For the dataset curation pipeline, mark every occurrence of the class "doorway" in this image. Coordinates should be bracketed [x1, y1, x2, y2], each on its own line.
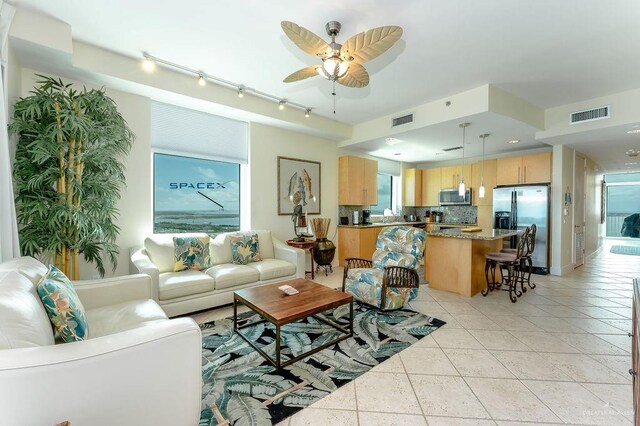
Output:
[573, 154, 586, 268]
[605, 172, 640, 239]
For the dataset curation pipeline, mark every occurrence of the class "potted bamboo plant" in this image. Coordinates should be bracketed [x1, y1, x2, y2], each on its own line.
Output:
[10, 75, 134, 278]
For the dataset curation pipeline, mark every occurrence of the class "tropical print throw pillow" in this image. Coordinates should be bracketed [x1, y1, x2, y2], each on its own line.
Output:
[174, 236, 211, 272]
[230, 233, 262, 265]
[37, 265, 89, 342]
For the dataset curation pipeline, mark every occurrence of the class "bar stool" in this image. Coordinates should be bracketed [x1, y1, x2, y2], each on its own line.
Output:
[483, 228, 529, 302]
[501, 224, 537, 292]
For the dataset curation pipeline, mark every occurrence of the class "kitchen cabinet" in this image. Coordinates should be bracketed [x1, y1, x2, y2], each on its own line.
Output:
[339, 156, 378, 205]
[440, 164, 472, 190]
[421, 168, 441, 207]
[472, 159, 497, 206]
[496, 153, 551, 186]
[337, 226, 382, 265]
[476, 205, 494, 230]
[403, 168, 423, 206]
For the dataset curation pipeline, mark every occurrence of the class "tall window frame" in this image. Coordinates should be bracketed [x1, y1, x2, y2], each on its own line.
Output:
[152, 151, 241, 235]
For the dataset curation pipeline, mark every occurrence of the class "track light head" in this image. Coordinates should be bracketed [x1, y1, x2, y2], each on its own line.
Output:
[142, 54, 155, 73]
[278, 100, 286, 110]
[197, 74, 206, 86]
[237, 87, 244, 98]
[305, 109, 311, 118]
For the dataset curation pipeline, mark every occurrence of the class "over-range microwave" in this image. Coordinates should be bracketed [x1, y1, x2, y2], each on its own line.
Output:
[439, 188, 472, 206]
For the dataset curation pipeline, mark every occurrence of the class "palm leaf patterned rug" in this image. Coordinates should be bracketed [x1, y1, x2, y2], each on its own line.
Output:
[199, 302, 445, 425]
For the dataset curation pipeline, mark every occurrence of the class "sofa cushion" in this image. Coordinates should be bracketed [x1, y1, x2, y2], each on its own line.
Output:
[37, 265, 89, 343]
[0, 270, 55, 349]
[230, 233, 262, 265]
[210, 233, 232, 265]
[86, 299, 168, 338]
[173, 235, 211, 272]
[205, 264, 260, 290]
[254, 230, 275, 259]
[0, 256, 48, 285]
[145, 233, 208, 273]
[158, 271, 215, 301]
[247, 259, 296, 281]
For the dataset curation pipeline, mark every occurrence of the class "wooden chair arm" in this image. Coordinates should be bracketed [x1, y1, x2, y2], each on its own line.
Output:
[342, 257, 374, 291]
[382, 266, 420, 290]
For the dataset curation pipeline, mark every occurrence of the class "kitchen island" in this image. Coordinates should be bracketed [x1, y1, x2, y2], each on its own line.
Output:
[424, 228, 518, 297]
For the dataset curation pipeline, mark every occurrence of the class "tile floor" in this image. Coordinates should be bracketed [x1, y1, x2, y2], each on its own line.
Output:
[191, 240, 639, 425]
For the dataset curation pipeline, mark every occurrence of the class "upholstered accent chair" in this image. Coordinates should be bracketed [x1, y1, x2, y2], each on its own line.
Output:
[342, 226, 426, 310]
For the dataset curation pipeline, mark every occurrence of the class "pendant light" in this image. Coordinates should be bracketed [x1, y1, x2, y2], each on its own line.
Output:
[458, 123, 470, 196]
[479, 133, 489, 198]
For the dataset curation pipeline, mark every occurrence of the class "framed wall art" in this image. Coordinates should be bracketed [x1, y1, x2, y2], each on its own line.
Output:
[277, 156, 321, 215]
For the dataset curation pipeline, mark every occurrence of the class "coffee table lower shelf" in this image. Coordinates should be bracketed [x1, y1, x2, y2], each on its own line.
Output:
[233, 295, 353, 370]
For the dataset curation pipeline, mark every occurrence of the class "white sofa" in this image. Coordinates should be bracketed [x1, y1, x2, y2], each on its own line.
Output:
[0, 256, 202, 426]
[130, 230, 305, 317]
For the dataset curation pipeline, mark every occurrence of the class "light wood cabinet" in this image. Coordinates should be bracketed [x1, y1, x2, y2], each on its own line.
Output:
[403, 168, 423, 206]
[339, 156, 378, 205]
[476, 205, 494, 230]
[421, 168, 441, 207]
[522, 152, 552, 184]
[496, 153, 551, 186]
[472, 159, 497, 206]
[338, 226, 382, 265]
[440, 164, 471, 190]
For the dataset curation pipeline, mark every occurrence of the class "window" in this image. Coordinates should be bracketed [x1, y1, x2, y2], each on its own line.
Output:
[605, 173, 640, 238]
[371, 173, 393, 215]
[153, 153, 240, 235]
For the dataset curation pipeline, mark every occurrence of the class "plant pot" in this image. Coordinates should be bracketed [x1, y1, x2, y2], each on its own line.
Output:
[313, 238, 336, 266]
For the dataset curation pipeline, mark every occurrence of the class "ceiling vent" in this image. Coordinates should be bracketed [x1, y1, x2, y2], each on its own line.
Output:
[392, 113, 414, 127]
[570, 105, 610, 125]
[443, 146, 463, 152]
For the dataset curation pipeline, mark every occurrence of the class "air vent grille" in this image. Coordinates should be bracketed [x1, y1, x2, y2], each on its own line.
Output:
[392, 113, 414, 127]
[443, 146, 463, 152]
[570, 106, 610, 124]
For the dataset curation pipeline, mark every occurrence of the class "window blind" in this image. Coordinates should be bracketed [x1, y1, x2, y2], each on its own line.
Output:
[151, 101, 248, 164]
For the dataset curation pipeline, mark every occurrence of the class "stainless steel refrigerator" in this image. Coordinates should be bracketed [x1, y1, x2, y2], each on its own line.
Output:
[493, 185, 550, 274]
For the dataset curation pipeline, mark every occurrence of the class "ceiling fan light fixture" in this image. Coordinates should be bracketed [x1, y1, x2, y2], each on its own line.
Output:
[319, 56, 349, 80]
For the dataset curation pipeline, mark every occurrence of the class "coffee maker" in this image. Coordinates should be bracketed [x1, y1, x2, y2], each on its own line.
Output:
[361, 209, 372, 225]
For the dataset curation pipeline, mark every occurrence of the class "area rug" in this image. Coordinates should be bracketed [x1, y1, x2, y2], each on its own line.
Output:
[199, 302, 445, 425]
[610, 245, 640, 256]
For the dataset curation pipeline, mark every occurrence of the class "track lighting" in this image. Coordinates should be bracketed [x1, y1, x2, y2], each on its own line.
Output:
[142, 54, 155, 73]
[140, 52, 312, 116]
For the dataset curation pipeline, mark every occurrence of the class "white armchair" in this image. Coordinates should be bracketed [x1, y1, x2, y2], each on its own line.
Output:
[0, 257, 202, 426]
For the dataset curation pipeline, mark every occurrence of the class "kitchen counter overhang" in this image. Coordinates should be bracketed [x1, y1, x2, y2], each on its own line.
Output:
[426, 228, 517, 240]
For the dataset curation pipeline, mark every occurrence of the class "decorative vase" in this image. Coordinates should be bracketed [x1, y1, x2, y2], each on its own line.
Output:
[313, 238, 336, 274]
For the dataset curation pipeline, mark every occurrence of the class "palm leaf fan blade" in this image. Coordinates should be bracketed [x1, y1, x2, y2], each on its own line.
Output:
[341, 26, 403, 64]
[337, 62, 369, 88]
[283, 66, 320, 83]
[281, 21, 331, 56]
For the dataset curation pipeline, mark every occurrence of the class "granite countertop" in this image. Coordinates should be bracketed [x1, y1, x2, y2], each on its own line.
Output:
[426, 228, 518, 240]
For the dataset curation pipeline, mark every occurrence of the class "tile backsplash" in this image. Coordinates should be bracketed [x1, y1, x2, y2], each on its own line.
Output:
[338, 205, 478, 225]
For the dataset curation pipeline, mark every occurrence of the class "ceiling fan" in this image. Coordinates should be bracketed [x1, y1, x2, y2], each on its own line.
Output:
[281, 20, 403, 88]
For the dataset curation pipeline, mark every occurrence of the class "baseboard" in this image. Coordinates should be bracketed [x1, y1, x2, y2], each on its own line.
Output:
[550, 263, 576, 276]
[585, 244, 604, 261]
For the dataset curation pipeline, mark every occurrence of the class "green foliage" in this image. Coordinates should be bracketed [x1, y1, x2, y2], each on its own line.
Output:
[10, 75, 134, 276]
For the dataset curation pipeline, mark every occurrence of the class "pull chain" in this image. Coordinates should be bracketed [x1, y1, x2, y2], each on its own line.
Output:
[332, 80, 336, 114]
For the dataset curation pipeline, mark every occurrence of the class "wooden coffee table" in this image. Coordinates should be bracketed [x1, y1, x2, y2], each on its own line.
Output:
[233, 278, 353, 369]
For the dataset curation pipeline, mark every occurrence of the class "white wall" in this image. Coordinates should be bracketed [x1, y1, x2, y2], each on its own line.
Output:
[250, 123, 339, 243]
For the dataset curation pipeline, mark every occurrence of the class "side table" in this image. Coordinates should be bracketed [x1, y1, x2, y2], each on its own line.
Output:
[286, 239, 315, 279]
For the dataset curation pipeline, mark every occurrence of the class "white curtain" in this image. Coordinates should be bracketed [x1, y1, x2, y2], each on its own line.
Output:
[0, 1, 18, 262]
